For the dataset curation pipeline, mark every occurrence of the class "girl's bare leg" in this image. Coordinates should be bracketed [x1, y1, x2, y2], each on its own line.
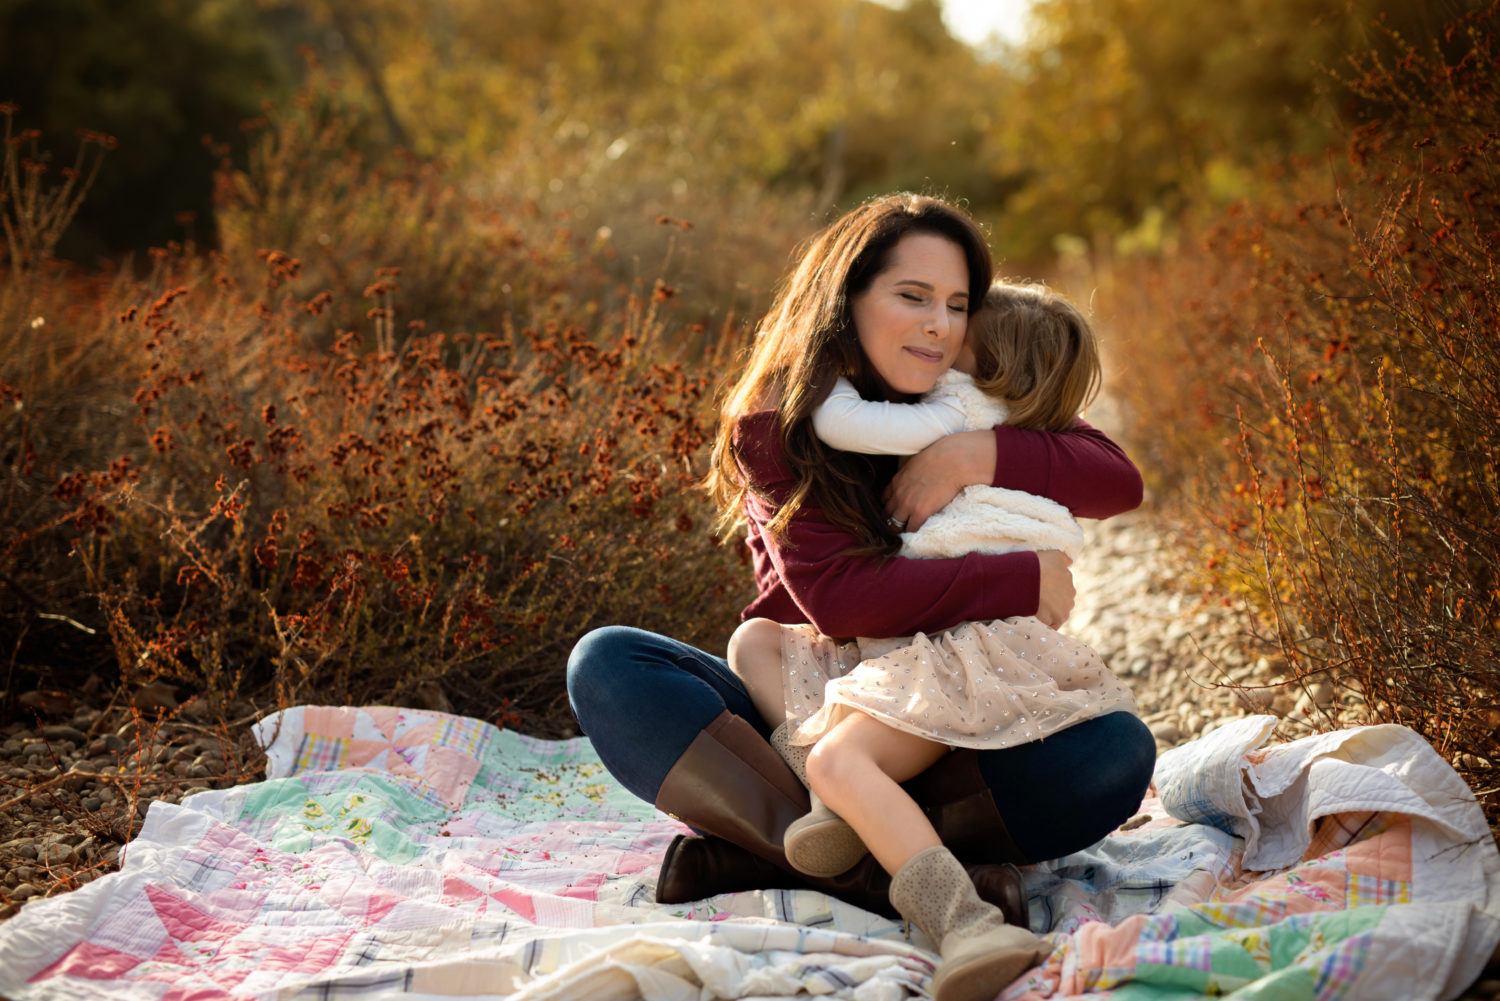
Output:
[726, 617, 788, 727]
[807, 712, 949, 875]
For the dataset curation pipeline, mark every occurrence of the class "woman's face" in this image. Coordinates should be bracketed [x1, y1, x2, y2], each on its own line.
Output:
[851, 232, 970, 397]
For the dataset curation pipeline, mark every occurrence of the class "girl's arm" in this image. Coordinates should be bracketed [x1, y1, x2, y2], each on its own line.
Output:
[811, 376, 967, 455]
[886, 419, 1143, 529]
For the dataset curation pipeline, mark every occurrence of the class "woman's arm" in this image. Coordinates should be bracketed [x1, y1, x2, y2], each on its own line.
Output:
[811, 376, 967, 455]
[735, 411, 1069, 636]
[885, 419, 1143, 530]
[745, 492, 1046, 637]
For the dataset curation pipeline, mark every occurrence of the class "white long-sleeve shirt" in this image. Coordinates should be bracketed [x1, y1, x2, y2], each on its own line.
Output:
[811, 375, 971, 455]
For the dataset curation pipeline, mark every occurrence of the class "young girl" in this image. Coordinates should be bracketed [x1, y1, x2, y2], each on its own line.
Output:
[729, 281, 1138, 883]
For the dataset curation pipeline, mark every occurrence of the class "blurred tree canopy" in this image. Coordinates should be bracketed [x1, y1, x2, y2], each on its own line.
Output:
[982, 0, 1470, 257]
[0, 0, 287, 257]
[0, 0, 1479, 264]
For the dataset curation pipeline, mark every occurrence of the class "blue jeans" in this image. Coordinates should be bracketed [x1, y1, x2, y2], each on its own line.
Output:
[566, 624, 1155, 863]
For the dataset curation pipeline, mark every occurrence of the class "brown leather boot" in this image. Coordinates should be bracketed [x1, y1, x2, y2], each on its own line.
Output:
[652, 710, 1030, 927]
[901, 749, 1026, 866]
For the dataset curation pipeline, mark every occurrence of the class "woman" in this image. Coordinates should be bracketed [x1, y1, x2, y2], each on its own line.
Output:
[565, 194, 1153, 941]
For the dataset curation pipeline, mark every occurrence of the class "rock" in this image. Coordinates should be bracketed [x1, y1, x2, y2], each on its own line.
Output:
[1149, 720, 1182, 744]
[71, 708, 102, 729]
[17, 690, 74, 716]
[10, 883, 40, 902]
[82, 796, 102, 812]
[181, 698, 214, 723]
[1238, 686, 1276, 712]
[132, 680, 179, 712]
[41, 724, 86, 744]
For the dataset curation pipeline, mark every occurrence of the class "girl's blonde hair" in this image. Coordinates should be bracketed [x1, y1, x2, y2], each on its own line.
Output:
[968, 282, 1101, 432]
[707, 193, 992, 550]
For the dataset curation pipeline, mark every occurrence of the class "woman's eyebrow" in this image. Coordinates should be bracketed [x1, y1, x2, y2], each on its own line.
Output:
[892, 279, 967, 299]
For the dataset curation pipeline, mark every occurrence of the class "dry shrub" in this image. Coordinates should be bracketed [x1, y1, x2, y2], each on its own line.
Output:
[2, 88, 763, 731]
[208, 57, 815, 355]
[1106, 4, 1500, 824]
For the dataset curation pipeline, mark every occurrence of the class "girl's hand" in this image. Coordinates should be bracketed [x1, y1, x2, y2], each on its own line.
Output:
[884, 430, 997, 530]
[1035, 550, 1075, 629]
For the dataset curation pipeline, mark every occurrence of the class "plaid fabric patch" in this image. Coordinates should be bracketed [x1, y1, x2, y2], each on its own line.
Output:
[1309, 922, 1380, 999]
[1346, 873, 1408, 907]
[295, 733, 352, 772]
[434, 714, 489, 757]
[1305, 812, 1394, 860]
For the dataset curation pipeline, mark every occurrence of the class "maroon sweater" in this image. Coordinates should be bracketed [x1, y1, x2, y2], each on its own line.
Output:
[733, 409, 1143, 639]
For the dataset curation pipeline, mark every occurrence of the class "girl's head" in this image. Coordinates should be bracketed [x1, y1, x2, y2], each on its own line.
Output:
[711, 193, 992, 543]
[963, 282, 1101, 432]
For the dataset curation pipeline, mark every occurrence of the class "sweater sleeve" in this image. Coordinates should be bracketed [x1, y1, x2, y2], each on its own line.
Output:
[989, 418, 1143, 519]
[811, 376, 968, 456]
[734, 411, 1041, 637]
[759, 498, 1042, 638]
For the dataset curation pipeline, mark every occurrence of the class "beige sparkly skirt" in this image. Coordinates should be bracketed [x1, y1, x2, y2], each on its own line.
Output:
[781, 617, 1137, 751]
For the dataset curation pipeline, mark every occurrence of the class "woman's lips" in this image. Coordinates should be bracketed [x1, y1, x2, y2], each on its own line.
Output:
[903, 346, 945, 363]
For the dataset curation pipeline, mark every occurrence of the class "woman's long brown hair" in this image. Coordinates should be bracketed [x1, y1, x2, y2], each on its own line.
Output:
[707, 193, 992, 551]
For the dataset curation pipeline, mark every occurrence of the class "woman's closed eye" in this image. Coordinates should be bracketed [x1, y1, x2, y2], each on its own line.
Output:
[899, 291, 966, 313]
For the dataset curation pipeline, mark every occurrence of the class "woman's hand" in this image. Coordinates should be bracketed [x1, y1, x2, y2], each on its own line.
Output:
[884, 429, 997, 530]
[1035, 550, 1075, 629]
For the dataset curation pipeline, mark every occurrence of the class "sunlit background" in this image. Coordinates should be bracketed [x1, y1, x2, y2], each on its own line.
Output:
[2, 0, 1496, 833]
[0, 0, 1446, 269]
[940, 0, 1035, 45]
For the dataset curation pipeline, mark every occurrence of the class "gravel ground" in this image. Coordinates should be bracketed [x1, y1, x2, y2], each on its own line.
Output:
[0, 507, 1495, 995]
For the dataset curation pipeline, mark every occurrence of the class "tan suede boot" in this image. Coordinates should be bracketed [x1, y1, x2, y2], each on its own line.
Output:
[889, 845, 1048, 1001]
[769, 722, 869, 877]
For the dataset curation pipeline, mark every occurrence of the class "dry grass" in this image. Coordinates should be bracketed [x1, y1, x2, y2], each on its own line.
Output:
[1102, 2, 1500, 830]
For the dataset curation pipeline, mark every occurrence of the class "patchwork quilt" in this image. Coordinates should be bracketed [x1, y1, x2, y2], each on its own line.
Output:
[0, 707, 1494, 1000]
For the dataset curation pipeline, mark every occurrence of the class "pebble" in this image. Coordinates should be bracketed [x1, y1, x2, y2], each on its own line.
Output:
[42, 725, 87, 745]
[1148, 720, 1182, 745]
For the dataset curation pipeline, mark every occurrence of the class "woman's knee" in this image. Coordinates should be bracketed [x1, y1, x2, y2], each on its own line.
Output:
[973, 711, 1156, 861]
[566, 626, 651, 722]
[1087, 711, 1156, 807]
